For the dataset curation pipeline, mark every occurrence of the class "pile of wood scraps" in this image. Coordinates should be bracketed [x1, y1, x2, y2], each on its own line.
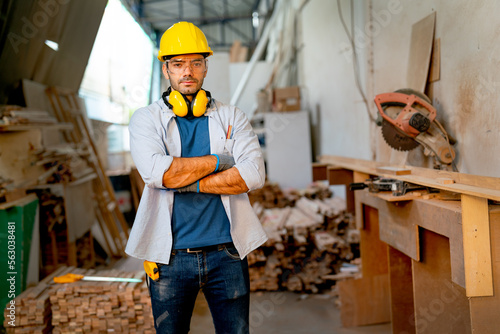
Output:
[3, 266, 154, 333]
[0, 176, 15, 201]
[248, 182, 360, 293]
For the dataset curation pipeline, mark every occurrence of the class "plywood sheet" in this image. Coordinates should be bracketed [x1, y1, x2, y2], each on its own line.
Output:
[429, 38, 441, 82]
[379, 202, 420, 261]
[357, 188, 466, 288]
[388, 246, 415, 334]
[338, 275, 391, 327]
[412, 229, 471, 333]
[360, 205, 388, 277]
[407, 12, 436, 92]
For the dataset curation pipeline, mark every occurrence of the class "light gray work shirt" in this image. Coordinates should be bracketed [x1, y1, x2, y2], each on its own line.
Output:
[125, 97, 268, 264]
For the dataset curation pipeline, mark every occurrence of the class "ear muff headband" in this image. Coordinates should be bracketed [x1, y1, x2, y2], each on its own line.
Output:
[162, 87, 212, 117]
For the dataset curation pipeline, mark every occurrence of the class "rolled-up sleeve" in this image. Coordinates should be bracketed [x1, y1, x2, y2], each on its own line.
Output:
[129, 108, 173, 189]
[231, 108, 265, 191]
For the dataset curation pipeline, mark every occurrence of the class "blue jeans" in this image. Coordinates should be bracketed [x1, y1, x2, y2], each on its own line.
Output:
[149, 244, 250, 334]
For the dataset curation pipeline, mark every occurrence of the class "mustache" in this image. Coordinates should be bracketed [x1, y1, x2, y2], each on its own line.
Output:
[179, 77, 198, 83]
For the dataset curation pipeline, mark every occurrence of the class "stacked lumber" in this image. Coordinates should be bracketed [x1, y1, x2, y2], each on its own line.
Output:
[33, 147, 92, 184]
[49, 269, 153, 333]
[248, 182, 360, 293]
[0, 105, 57, 125]
[3, 266, 70, 333]
[3, 267, 154, 333]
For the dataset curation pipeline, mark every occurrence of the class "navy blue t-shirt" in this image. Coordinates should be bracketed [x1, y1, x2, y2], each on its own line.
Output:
[171, 115, 232, 249]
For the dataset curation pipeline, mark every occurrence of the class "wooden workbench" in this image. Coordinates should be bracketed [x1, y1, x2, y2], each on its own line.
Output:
[315, 156, 500, 333]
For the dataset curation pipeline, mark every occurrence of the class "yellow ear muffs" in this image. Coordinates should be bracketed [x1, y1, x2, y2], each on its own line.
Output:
[169, 90, 188, 117]
[192, 89, 208, 117]
[162, 87, 211, 117]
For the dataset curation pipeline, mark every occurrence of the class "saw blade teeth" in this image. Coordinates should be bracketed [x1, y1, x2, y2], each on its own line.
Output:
[381, 120, 420, 151]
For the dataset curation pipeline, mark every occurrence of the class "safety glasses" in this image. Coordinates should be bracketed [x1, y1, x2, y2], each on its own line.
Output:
[165, 58, 207, 74]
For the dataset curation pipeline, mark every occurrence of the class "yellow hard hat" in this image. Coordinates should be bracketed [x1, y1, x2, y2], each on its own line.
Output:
[157, 22, 213, 61]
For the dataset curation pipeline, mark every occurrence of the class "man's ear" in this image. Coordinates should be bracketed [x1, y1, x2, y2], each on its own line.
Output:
[162, 63, 170, 81]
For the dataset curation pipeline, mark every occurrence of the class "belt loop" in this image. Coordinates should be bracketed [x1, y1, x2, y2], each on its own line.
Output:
[186, 248, 203, 254]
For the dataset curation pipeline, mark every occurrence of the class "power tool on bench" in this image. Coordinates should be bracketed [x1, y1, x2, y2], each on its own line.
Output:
[349, 177, 433, 196]
[374, 88, 456, 167]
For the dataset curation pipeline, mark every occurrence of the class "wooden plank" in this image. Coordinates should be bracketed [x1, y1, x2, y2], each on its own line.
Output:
[429, 38, 441, 83]
[0, 123, 73, 132]
[312, 163, 329, 181]
[407, 12, 436, 91]
[412, 229, 471, 333]
[360, 205, 388, 277]
[338, 274, 391, 327]
[469, 209, 500, 332]
[354, 172, 372, 230]
[388, 246, 415, 334]
[461, 194, 493, 297]
[376, 166, 412, 175]
[328, 167, 354, 213]
[319, 155, 500, 201]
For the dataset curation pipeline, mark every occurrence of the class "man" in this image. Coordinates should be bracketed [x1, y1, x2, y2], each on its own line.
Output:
[126, 21, 268, 333]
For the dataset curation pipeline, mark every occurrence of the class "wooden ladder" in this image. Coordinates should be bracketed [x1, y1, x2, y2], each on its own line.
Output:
[46, 86, 129, 257]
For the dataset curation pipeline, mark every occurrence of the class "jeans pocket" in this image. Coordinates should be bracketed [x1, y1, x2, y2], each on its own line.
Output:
[223, 245, 241, 260]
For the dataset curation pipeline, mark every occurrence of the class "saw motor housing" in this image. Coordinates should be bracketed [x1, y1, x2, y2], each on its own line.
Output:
[375, 92, 436, 137]
[374, 90, 455, 165]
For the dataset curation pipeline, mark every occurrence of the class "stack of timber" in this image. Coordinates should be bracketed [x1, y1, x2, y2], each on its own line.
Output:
[0, 105, 58, 126]
[248, 182, 360, 293]
[3, 266, 69, 333]
[3, 267, 154, 333]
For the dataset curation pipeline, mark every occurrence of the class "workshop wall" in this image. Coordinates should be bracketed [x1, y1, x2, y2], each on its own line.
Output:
[371, 0, 500, 177]
[299, 0, 374, 162]
[300, 0, 500, 178]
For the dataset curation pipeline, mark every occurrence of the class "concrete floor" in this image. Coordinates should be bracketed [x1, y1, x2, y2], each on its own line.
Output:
[113, 257, 391, 334]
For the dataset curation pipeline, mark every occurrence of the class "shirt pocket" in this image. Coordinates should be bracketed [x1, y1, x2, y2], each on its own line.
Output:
[224, 138, 235, 155]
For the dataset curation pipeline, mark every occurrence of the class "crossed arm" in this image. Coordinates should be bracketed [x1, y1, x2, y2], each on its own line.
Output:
[162, 155, 248, 195]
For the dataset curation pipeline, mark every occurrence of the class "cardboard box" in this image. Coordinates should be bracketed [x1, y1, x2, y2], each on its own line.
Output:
[272, 86, 301, 111]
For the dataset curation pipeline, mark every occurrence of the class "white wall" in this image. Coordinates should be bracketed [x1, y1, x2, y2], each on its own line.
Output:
[203, 52, 231, 105]
[299, 0, 373, 162]
[299, 0, 500, 177]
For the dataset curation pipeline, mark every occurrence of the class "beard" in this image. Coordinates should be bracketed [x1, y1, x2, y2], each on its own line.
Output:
[171, 76, 203, 96]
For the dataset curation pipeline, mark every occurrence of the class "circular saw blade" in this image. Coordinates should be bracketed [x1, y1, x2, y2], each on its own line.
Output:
[381, 119, 420, 151]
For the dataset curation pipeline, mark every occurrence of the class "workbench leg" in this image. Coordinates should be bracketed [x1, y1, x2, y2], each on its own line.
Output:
[388, 246, 415, 334]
